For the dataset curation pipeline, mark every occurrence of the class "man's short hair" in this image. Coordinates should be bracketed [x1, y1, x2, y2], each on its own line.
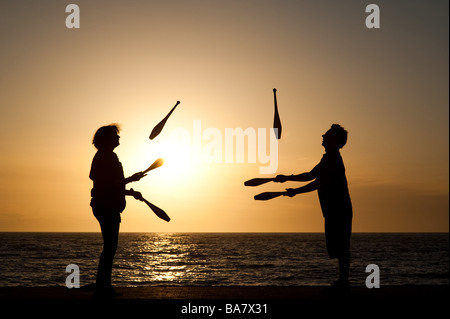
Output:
[330, 124, 348, 149]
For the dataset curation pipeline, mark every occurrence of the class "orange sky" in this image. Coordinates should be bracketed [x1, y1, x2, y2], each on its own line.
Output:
[0, 1, 448, 232]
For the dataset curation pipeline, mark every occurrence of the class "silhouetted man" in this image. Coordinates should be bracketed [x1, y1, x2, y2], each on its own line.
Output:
[275, 124, 352, 290]
[90, 124, 145, 298]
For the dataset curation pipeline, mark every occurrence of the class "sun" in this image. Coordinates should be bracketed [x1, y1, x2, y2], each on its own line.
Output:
[123, 129, 202, 190]
[156, 141, 192, 177]
[146, 137, 195, 180]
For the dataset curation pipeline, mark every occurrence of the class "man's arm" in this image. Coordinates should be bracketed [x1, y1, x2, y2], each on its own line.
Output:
[285, 180, 318, 197]
[275, 164, 319, 183]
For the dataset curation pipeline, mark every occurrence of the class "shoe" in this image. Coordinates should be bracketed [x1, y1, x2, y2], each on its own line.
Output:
[332, 279, 350, 288]
[92, 286, 123, 299]
[110, 287, 123, 297]
[321, 279, 351, 297]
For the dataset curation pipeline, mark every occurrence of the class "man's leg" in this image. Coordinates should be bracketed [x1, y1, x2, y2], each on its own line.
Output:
[338, 252, 350, 283]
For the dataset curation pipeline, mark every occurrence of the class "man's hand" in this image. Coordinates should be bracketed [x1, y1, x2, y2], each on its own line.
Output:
[275, 175, 288, 183]
[285, 188, 298, 197]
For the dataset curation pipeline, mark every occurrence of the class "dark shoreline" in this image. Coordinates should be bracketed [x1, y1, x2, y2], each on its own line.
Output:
[0, 285, 447, 300]
[1, 285, 447, 316]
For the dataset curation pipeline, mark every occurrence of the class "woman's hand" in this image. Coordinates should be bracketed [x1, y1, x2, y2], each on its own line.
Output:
[130, 188, 144, 201]
[127, 172, 147, 183]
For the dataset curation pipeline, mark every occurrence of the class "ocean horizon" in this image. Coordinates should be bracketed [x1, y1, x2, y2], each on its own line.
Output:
[0, 232, 448, 288]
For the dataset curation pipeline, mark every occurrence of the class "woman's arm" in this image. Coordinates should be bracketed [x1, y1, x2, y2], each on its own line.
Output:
[124, 172, 147, 184]
[125, 188, 144, 200]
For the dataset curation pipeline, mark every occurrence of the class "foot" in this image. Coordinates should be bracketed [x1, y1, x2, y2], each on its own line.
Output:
[110, 287, 123, 297]
[321, 279, 351, 296]
[332, 278, 350, 288]
[93, 286, 123, 299]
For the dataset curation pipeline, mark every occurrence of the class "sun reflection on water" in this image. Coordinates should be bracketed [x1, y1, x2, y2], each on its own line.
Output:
[117, 233, 196, 285]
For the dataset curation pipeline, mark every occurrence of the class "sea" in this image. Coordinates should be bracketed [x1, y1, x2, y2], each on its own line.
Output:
[0, 233, 448, 287]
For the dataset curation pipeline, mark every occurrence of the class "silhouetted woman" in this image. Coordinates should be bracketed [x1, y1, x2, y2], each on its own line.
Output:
[90, 124, 145, 298]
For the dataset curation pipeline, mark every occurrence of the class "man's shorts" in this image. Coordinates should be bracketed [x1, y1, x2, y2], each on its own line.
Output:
[324, 215, 352, 259]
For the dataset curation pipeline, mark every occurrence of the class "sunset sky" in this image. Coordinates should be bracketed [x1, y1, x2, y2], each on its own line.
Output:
[0, 0, 448, 232]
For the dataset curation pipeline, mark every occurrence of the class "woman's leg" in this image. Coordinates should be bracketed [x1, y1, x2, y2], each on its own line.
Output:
[96, 214, 120, 291]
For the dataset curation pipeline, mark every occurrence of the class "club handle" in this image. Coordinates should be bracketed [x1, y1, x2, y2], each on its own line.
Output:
[244, 178, 275, 187]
